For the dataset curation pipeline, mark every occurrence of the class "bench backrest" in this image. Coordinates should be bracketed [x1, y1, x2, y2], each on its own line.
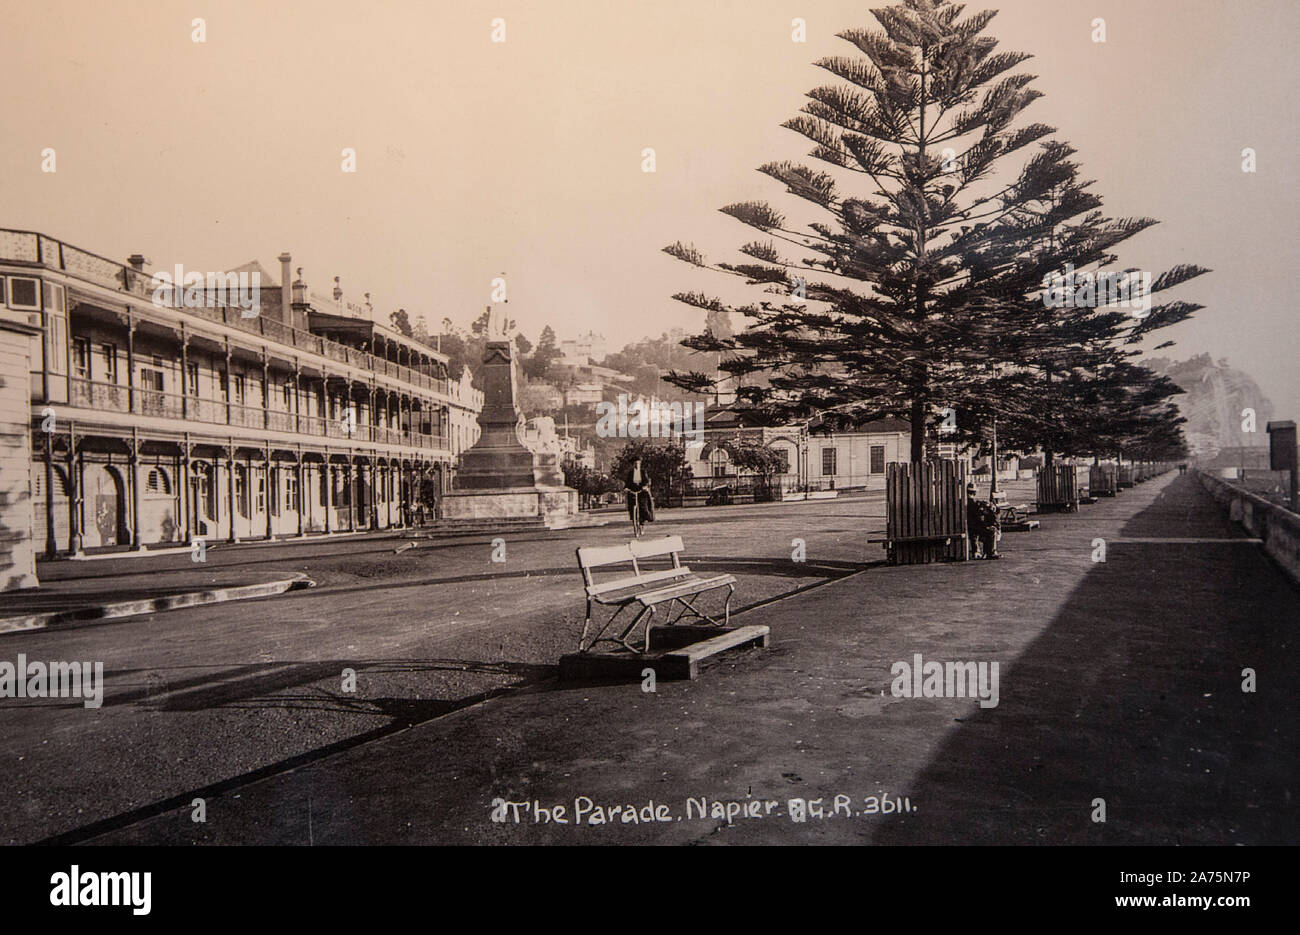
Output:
[576, 535, 687, 595]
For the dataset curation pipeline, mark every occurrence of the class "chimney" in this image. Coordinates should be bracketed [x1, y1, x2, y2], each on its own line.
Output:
[277, 252, 292, 325]
[127, 254, 148, 271]
[290, 267, 309, 331]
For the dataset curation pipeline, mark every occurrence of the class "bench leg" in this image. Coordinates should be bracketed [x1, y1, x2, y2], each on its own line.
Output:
[664, 587, 733, 629]
[579, 599, 594, 653]
[581, 601, 642, 653]
[618, 604, 654, 653]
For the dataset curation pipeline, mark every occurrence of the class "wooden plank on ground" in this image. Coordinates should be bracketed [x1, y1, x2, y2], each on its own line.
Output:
[662, 625, 771, 679]
[559, 625, 769, 681]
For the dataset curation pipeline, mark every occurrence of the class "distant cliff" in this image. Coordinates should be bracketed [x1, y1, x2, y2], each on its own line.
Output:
[1145, 354, 1274, 455]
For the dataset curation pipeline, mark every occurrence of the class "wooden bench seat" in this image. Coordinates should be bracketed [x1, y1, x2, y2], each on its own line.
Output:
[576, 535, 736, 653]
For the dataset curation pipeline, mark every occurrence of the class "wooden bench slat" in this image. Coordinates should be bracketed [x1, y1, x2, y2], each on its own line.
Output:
[587, 566, 693, 598]
[576, 543, 637, 568]
[635, 573, 736, 605]
[628, 535, 684, 559]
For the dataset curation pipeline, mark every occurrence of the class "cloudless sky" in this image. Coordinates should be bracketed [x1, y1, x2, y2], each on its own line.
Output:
[2, 0, 1296, 409]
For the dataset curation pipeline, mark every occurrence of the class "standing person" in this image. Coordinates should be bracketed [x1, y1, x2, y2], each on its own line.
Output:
[966, 482, 1001, 560]
[624, 457, 654, 537]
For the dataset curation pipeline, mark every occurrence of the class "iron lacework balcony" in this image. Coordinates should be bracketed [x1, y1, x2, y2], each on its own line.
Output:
[66, 377, 449, 450]
[1, 227, 451, 397]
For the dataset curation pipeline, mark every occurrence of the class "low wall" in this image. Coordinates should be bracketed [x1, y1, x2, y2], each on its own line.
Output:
[1194, 469, 1300, 585]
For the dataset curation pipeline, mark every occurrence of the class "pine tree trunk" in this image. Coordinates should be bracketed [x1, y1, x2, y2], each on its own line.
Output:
[910, 45, 929, 467]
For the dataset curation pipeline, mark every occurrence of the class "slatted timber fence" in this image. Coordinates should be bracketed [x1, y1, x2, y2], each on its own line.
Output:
[1089, 464, 1118, 496]
[1036, 463, 1080, 512]
[884, 460, 969, 565]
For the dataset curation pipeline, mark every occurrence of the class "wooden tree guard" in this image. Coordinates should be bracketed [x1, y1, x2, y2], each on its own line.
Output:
[1089, 464, 1118, 496]
[1117, 465, 1135, 488]
[1074, 463, 1092, 499]
[1036, 463, 1080, 512]
[884, 460, 969, 565]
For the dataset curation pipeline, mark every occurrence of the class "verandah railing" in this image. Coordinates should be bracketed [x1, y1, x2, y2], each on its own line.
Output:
[65, 378, 448, 449]
[3, 228, 451, 397]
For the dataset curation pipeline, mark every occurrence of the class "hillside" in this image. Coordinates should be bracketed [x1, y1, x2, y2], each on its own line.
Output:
[1145, 354, 1274, 455]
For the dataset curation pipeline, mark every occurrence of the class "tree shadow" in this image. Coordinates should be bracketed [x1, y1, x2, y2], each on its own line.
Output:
[871, 474, 1300, 845]
[37, 655, 557, 845]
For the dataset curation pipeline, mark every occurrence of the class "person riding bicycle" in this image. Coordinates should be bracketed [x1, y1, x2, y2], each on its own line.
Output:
[624, 458, 654, 535]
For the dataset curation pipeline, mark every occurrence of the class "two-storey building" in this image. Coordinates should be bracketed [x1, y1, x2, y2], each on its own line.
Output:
[0, 228, 482, 555]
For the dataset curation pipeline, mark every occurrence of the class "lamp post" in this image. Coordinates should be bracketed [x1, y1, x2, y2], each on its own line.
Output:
[990, 414, 999, 501]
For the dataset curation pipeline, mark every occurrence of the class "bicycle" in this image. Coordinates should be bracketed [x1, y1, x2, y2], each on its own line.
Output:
[624, 487, 649, 538]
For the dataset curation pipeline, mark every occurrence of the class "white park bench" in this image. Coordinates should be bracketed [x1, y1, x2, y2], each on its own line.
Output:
[575, 535, 736, 653]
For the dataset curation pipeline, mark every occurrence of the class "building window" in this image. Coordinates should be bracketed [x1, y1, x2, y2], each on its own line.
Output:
[72, 339, 90, 380]
[45, 314, 67, 376]
[286, 472, 299, 512]
[218, 371, 229, 402]
[821, 447, 838, 476]
[773, 446, 791, 474]
[282, 380, 293, 409]
[870, 445, 885, 474]
[140, 367, 164, 392]
[232, 374, 245, 405]
[6, 276, 40, 310]
[187, 363, 199, 397]
[235, 465, 249, 518]
[146, 468, 171, 494]
[42, 282, 65, 314]
[101, 344, 117, 383]
[137, 367, 163, 417]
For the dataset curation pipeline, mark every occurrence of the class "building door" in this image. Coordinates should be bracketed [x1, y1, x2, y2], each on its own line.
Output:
[190, 462, 214, 539]
[83, 464, 126, 548]
[140, 367, 165, 416]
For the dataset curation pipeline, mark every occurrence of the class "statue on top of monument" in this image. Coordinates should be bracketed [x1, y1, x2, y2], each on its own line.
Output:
[487, 303, 515, 341]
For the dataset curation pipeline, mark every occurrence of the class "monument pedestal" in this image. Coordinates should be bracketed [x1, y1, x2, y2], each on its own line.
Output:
[442, 337, 580, 528]
[441, 485, 581, 528]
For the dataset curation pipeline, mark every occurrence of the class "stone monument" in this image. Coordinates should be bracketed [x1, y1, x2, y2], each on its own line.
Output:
[441, 310, 580, 527]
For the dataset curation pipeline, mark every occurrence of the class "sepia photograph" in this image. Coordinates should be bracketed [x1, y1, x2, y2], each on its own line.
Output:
[0, 0, 1294, 913]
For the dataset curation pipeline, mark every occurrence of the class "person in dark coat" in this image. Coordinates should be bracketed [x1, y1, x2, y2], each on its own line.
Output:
[966, 483, 1000, 559]
[624, 458, 654, 530]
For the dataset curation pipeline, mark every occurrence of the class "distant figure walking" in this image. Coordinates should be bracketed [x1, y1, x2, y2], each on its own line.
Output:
[624, 458, 655, 538]
[1179, 463, 1188, 475]
[966, 483, 1000, 560]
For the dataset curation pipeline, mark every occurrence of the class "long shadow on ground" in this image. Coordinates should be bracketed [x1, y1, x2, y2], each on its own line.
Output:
[872, 475, 1300, 845]
[35, 656, 554, 846]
